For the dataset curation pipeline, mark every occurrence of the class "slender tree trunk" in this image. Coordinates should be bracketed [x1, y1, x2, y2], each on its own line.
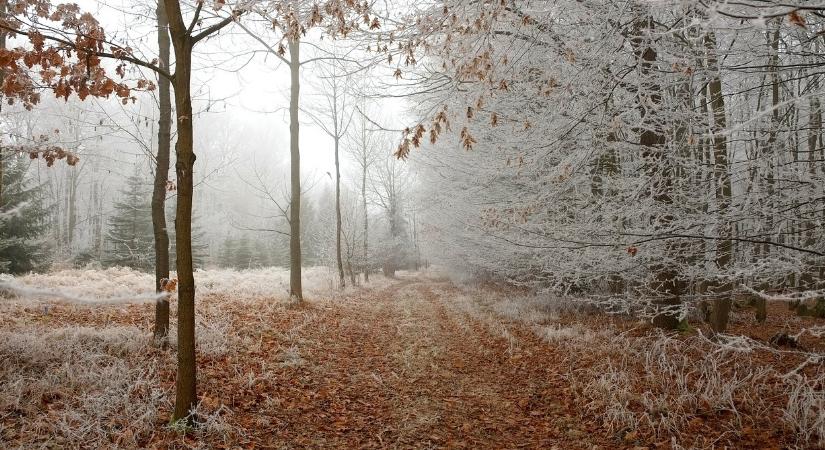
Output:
[384, 202, 398, 277]
[164, 0, 197, 422]
[92, 179, 103, 259]
[705, 32, 733, 333]
[335, 135, 345, 288]
[152, 0, 172, 344]
[0, 0, 6, 206]
[288, 39, 303, 302]
[803, 51, 822, 293]
[764, 22, 780, 258]
[67, 169, 78, 248]
[362, 155, 369, 282]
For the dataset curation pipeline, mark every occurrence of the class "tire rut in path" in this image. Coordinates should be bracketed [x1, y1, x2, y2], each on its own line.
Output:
[238, 278, 603, 449]
[378, 280, 600, 449]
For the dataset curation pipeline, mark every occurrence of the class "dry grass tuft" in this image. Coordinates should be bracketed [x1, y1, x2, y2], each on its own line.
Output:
[0, 326, 169, 448]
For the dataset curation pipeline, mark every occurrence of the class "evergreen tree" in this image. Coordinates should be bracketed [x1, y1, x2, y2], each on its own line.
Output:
[104, 172, 154, 271]
[0, 155, 49, 274]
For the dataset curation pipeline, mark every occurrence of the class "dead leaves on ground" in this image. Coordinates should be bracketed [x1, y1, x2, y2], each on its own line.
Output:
[3, 279, 820, 448]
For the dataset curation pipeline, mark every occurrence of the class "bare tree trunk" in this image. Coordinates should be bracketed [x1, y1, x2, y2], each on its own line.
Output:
[288, 38, 303, 302]
[411, 210, 420, 270]
[335, 134, 345, 288]
[362, 156, 369, 282]
[705, 32, 733, 333]
[0, 0, 6, 206]
[152, 0, 172, 344]
[92, 178, 103, 259]
[164, 0, 196, 422]
[66, 168, 78, 248]
[803, 50, 822, 294]
[764, 22, 780, 258]
[384, 203, 398, 278]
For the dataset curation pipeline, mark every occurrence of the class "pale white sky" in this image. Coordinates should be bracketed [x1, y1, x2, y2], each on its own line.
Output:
[76, 0, 410, 184]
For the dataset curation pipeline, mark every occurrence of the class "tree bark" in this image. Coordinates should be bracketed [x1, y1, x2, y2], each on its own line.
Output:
[335, 134, 345, 288]
[164, 0, 196, 423]
[288, 39, 303, 302]
[0, 0, 5, 206]
[152, 0, 172, 344]
[362, 153, 369, 282]
[66, 168, 78, 248]
[705, 32, 733, 333]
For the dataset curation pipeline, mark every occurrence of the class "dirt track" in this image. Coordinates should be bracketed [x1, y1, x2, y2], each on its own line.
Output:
[193, 276, 607, 449]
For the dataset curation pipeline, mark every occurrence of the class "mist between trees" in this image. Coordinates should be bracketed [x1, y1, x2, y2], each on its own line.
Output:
[0, 0, 824, 445]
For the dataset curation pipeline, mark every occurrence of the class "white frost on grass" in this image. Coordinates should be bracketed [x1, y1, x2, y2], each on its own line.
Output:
[1, 267, 157, 305]
[0, 280, 165, 305]
[194, 266, 338, 299]
[1, 266, 351, 306]
[0, 326, 169, 448]
[535, 323, 600, 344]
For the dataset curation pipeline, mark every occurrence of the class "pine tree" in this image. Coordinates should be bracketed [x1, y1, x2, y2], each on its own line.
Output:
[0, 155, 49, 274]
[104, 172, 154, 271]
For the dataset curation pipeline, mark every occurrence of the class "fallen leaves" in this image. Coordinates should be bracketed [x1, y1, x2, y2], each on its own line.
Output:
[3, 277, 818, 449]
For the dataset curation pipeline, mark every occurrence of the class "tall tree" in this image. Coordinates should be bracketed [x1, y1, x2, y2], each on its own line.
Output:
[347, 113, 381, 281]
[288, 38, 303, 300]
[1, 0, 242, 421]
[704, 31, 734, 333]
[371, 153, 412, 277]
[152, 0, 173, 343]
[238, 0, 382, 300]
[307, 60, 356, 288]
[161, 0, 239, 421]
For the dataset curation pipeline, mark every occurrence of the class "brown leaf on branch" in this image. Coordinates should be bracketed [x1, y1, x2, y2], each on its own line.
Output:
[460, 126, 476, 151]
[788, 11, 806, 28]
[66, 153, 80, 166]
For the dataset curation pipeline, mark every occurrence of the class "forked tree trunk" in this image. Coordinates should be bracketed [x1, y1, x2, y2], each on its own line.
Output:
[288, 38, 303, 302]
[152, 0, 172, 344]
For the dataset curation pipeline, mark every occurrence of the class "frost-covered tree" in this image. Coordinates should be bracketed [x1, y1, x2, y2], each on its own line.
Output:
[393, 0, 825, 330]
[371, 153, 414, 277]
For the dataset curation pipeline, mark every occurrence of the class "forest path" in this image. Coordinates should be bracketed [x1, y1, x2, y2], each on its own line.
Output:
[209, 275, 607, 449]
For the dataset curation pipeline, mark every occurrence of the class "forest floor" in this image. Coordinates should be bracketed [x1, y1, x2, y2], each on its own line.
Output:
[1, 269, 823, 449]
